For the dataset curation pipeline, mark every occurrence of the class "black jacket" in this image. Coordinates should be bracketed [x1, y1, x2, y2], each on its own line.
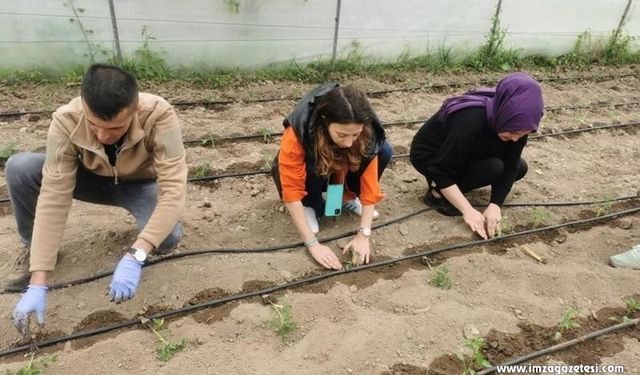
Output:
[283, 83, 386, 171]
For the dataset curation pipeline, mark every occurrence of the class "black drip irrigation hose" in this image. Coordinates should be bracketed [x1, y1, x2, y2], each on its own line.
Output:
[7, 193, 639, 293]
[0, 72, 637, 119]
[0, 119, 637, 204]
[476, 317, 640, 375]
[179, 101, 640, 146]
[0, 206, 638, 358]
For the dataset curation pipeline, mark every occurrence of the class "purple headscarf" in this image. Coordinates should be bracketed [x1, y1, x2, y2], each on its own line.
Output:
[437, 72, 544, 133]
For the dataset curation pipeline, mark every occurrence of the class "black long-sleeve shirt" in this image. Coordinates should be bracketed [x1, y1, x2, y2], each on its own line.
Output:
[409, 107, 527, 206]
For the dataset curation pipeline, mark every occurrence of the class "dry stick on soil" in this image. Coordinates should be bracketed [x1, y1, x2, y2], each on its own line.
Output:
[476, 318, 640, 375]
[520, 245, 546, 263]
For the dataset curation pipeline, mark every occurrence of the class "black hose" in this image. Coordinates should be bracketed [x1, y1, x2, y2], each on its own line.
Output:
[26, 194, 640, 292]
[0, 205, 637, 358]
[0, 119, 637, 203]
[476, 317, 640, 375]
[0, 72, 636, 119]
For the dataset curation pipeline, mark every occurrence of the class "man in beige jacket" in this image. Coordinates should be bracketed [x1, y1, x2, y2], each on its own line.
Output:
[7, 64, 187, 333]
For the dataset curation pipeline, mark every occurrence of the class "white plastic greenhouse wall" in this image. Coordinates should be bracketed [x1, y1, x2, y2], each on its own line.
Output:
[0, 0, 639, 71]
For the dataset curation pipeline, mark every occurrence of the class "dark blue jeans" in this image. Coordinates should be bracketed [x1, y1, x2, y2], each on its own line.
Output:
[272, 141, 393, 217]
[6, 152, 182, 252]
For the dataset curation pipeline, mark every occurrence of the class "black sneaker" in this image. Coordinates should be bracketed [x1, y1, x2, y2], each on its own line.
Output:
[422, 189, 461, 217]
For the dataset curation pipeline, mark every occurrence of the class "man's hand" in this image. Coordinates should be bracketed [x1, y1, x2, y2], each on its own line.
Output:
[12, 285, 48, 336]
[109, 255, 143, 303]
[483, 203, 502, 238]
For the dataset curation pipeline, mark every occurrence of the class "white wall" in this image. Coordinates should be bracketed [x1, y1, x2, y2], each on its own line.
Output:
[0, 0, 637, 72]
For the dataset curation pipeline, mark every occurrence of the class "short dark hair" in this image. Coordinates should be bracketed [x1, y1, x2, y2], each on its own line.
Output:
[81, 64, 138, 120]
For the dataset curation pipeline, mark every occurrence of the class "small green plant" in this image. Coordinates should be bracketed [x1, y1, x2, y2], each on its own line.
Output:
[259, 128, 273, 143]
[120, 26, 172, 81]
[529, 207, 551, 228]
[267, 297, 298, 342]
[624, 297, 640, 317]
[147, 318, 187, 362]
[495, 215, 514, 237]
[200, 137, 215, 147]
[426, 261, 453, 289]
[595, 195, 614, 217]
[192, 162, 210, 178]
[5, 353, 57, 375]
[456, 336, 491, 374]
[0, 143, 19, 161]
[554, 307, 580, 340]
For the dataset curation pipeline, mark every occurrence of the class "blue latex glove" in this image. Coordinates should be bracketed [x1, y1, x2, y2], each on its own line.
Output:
[13, 285, 48, 335]
[109, 255, 143, 303]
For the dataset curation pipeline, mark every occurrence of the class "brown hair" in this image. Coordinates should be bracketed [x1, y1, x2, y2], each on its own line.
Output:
[312, 87, 375, 177]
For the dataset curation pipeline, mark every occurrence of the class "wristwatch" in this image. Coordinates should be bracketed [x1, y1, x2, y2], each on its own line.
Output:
[128, 247, 148, 263]
[358, 227, 372, 237]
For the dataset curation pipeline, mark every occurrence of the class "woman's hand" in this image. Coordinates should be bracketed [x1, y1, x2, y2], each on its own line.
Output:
[342, 233, 371, 265]
[462, 208, 488, 239]
[308, 243, 342, 270]
[483, 203, 502, 238]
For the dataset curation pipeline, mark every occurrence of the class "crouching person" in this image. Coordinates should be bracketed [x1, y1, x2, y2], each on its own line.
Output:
[7, 64, 187, 333]
[272, 84, 392, 270]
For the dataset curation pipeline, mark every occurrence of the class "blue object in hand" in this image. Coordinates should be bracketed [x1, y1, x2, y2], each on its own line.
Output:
[109, 255, 143, 303]
[13, 285, 48, 334]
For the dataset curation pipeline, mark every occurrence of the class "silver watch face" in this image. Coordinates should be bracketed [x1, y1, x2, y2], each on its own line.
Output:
[133, 249, 147, 262]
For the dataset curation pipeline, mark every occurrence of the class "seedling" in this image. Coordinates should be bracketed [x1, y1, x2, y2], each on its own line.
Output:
[456, 336, 491, 374]
[147, 318, 187, 362]
[201, 137, 215, 147]
[5, 352, 56, 375]
[554, 307, 580, 340]
[529, 207, 551, 228]
[259, 128, 273, 143]
[595, 195, 614, 217]
[609, 298, 640, 323]
[192, 162, 210, 178]
[496, 215, 514, 237]
[426, 261, 453, 289]
[267, 297, 297, 342]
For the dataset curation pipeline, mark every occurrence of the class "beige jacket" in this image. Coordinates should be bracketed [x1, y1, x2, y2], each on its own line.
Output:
[30, 93, 187, 271]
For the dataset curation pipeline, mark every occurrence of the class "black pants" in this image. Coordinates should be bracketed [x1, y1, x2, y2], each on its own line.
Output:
[417, 157, 528, 193]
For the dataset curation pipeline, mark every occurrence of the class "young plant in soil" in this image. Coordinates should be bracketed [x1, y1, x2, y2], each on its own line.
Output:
[456, 336, 491, 374]
[495, 215, 514, 237]
[267, 297, 298, 342]
[529, 207, 551, 228]
[192, 162, 211, 178]
[554, 307, 581, 341]
[0, 143, 18, 163]
[610, 297, 640, 323]
[426, 261, 453, 289]
[5, 352, 57, 375]
[259, 127, 273, 143]
[595, 195, 614, 217]
[147, 318, 187, 362]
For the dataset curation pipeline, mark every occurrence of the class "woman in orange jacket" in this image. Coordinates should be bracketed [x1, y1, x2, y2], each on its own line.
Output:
[272, 84, 392, 269]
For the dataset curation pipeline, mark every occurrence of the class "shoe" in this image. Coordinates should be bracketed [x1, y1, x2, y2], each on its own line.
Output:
[343, 197, 380, 219]
[5, 246, 30, 292]
[303, 206, 319, 234]
[422, 189, 461, 217]
[610, 244, 640, 269]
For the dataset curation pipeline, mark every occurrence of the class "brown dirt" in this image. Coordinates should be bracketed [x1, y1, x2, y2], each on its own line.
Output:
[0, 67, 639, 374]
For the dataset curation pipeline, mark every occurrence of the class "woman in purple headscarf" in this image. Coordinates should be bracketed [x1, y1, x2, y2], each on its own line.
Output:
[409, 72, 544, 239]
